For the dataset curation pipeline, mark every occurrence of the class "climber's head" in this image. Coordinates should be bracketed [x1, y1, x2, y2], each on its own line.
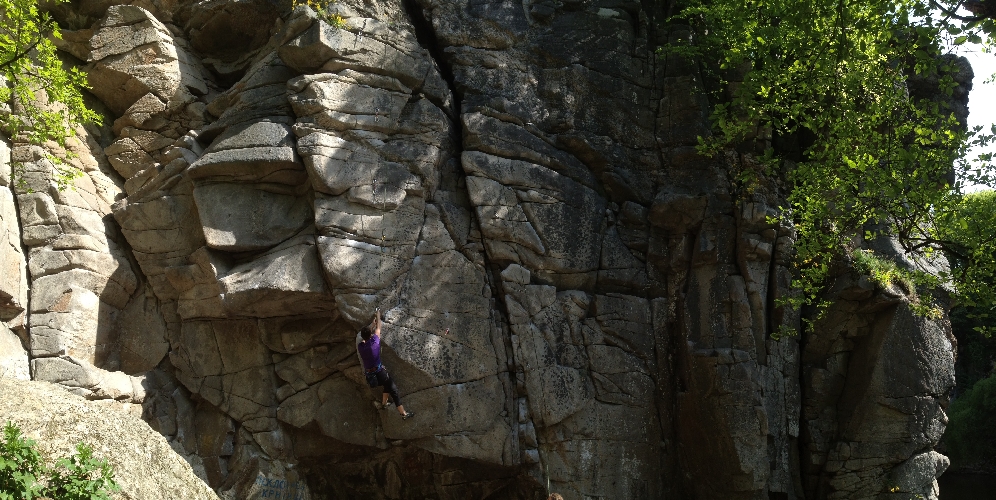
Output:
[360, 325, 373, 341]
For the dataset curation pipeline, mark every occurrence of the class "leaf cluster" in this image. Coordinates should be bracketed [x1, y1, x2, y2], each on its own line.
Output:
[0, 0, 100, 189]
[0, 421, 119, 500]
[666, 0, 996, 329]
[935, 190, 996, 335]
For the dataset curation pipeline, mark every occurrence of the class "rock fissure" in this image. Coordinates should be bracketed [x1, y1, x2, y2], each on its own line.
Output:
[400, 0, 461, 121]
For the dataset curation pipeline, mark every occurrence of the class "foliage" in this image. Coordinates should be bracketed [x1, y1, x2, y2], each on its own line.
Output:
[0, 0, 100, 189]
[935, 190, 996, 335]
[0, 422, 44, 499]
[852, 249, 911, 290]
[293, 0, 348, 29]
[0, 421, 119, 500]
[666, 0, 996, 330]
[852, 248, 942, 317]
[944, 373, 996, 467]
[44, 444, 118, 500]
[950, 305, 996, 393]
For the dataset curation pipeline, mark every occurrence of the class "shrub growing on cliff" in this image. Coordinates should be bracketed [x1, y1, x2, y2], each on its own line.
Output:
[293, 0, 348, 29]
[667, 0, 996, 325]
[0, 421, 119, 500]
[0, 421, 44, 498]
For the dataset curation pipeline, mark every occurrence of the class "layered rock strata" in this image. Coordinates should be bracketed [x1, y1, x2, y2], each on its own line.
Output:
[0, 1, 959, 499]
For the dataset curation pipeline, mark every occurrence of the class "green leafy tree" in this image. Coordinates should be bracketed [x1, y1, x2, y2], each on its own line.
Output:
[936, 190, 996, 333]
[0, 0, 100, 187]
[666, 0, 996, 326]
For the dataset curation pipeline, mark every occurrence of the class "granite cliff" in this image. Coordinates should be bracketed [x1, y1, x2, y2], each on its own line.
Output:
[0, 1, 959, 499]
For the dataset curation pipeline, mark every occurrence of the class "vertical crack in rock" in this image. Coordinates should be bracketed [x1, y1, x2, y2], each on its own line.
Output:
[0, 135, 31, 381]
[277, 3, 530, 495]
[410, 0, 668, 496]
[402, 0, 526, 472]
[400, 0, 461, 122]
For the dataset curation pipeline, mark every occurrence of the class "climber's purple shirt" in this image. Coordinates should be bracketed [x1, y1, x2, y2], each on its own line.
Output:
[358, 335, 381, 371]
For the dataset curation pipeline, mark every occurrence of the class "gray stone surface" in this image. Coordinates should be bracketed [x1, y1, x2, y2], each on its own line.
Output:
[0, 184, 27, 323]
[0, 322, 28, 380]
[192, 183, 312, 252]
[31, 355, 146, 402]
[87, 6, 208, 116]
[12, 123, 144, 395]
[187, 148, 305, 185]
[1, 1, 957, 499]
[219, 236, 334, 317]
[116, 286, 169, 373]
[801, 273, 955, 500]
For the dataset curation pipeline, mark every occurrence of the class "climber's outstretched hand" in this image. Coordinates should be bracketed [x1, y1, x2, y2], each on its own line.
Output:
[373, 307, 382, 336]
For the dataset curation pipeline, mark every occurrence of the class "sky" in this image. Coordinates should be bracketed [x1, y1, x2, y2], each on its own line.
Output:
[951, 42, 996, 192]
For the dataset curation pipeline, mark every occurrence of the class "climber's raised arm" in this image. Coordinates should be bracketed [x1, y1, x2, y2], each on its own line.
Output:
[374, 308, 382, 337]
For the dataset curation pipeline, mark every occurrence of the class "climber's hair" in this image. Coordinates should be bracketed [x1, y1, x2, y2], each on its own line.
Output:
[360, 325, 373, 340]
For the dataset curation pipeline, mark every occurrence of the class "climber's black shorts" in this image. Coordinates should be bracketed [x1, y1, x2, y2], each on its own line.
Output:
[373, 367, 401, 407]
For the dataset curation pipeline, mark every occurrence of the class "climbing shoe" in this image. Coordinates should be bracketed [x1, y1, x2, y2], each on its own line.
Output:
[402, 411, 415, 420]
[382, 401, 392, 410]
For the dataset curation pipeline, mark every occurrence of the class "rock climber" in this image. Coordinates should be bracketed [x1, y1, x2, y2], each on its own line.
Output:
[357, 308, 415, 420]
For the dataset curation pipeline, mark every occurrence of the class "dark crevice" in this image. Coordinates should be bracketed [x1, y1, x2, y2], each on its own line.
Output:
[5, 179, 31, 352]
[644, 6, 680, 495]
[401, 0, 463, 126]
[402, 0, 530, 478]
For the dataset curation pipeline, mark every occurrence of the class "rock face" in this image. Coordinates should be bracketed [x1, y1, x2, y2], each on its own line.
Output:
[0, 1, 959, 499]
[0, 377, 218, 500]
[800, 243, 956, 500]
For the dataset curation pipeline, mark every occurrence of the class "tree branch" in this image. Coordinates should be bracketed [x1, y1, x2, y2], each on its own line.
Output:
[0, 38, 41, 71]
[930, 0, 983, 22]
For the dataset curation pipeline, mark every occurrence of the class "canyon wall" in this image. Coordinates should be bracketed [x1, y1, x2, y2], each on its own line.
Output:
[0, 1, 959, 499]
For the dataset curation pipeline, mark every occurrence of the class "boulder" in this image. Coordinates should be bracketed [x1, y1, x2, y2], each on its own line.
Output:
[0, 187, 27, 322]
[0, 322, 28, 380]
[87, 5, 207, 115]
[278, 20, 433, 88]
[0, 378, 219, 500]
[30, 356, 146, 402]
[187, 148, 305, 185]
[192, 183, 312, 252]
[219, 236, 334, 317]
[185, 0, 280, 63]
